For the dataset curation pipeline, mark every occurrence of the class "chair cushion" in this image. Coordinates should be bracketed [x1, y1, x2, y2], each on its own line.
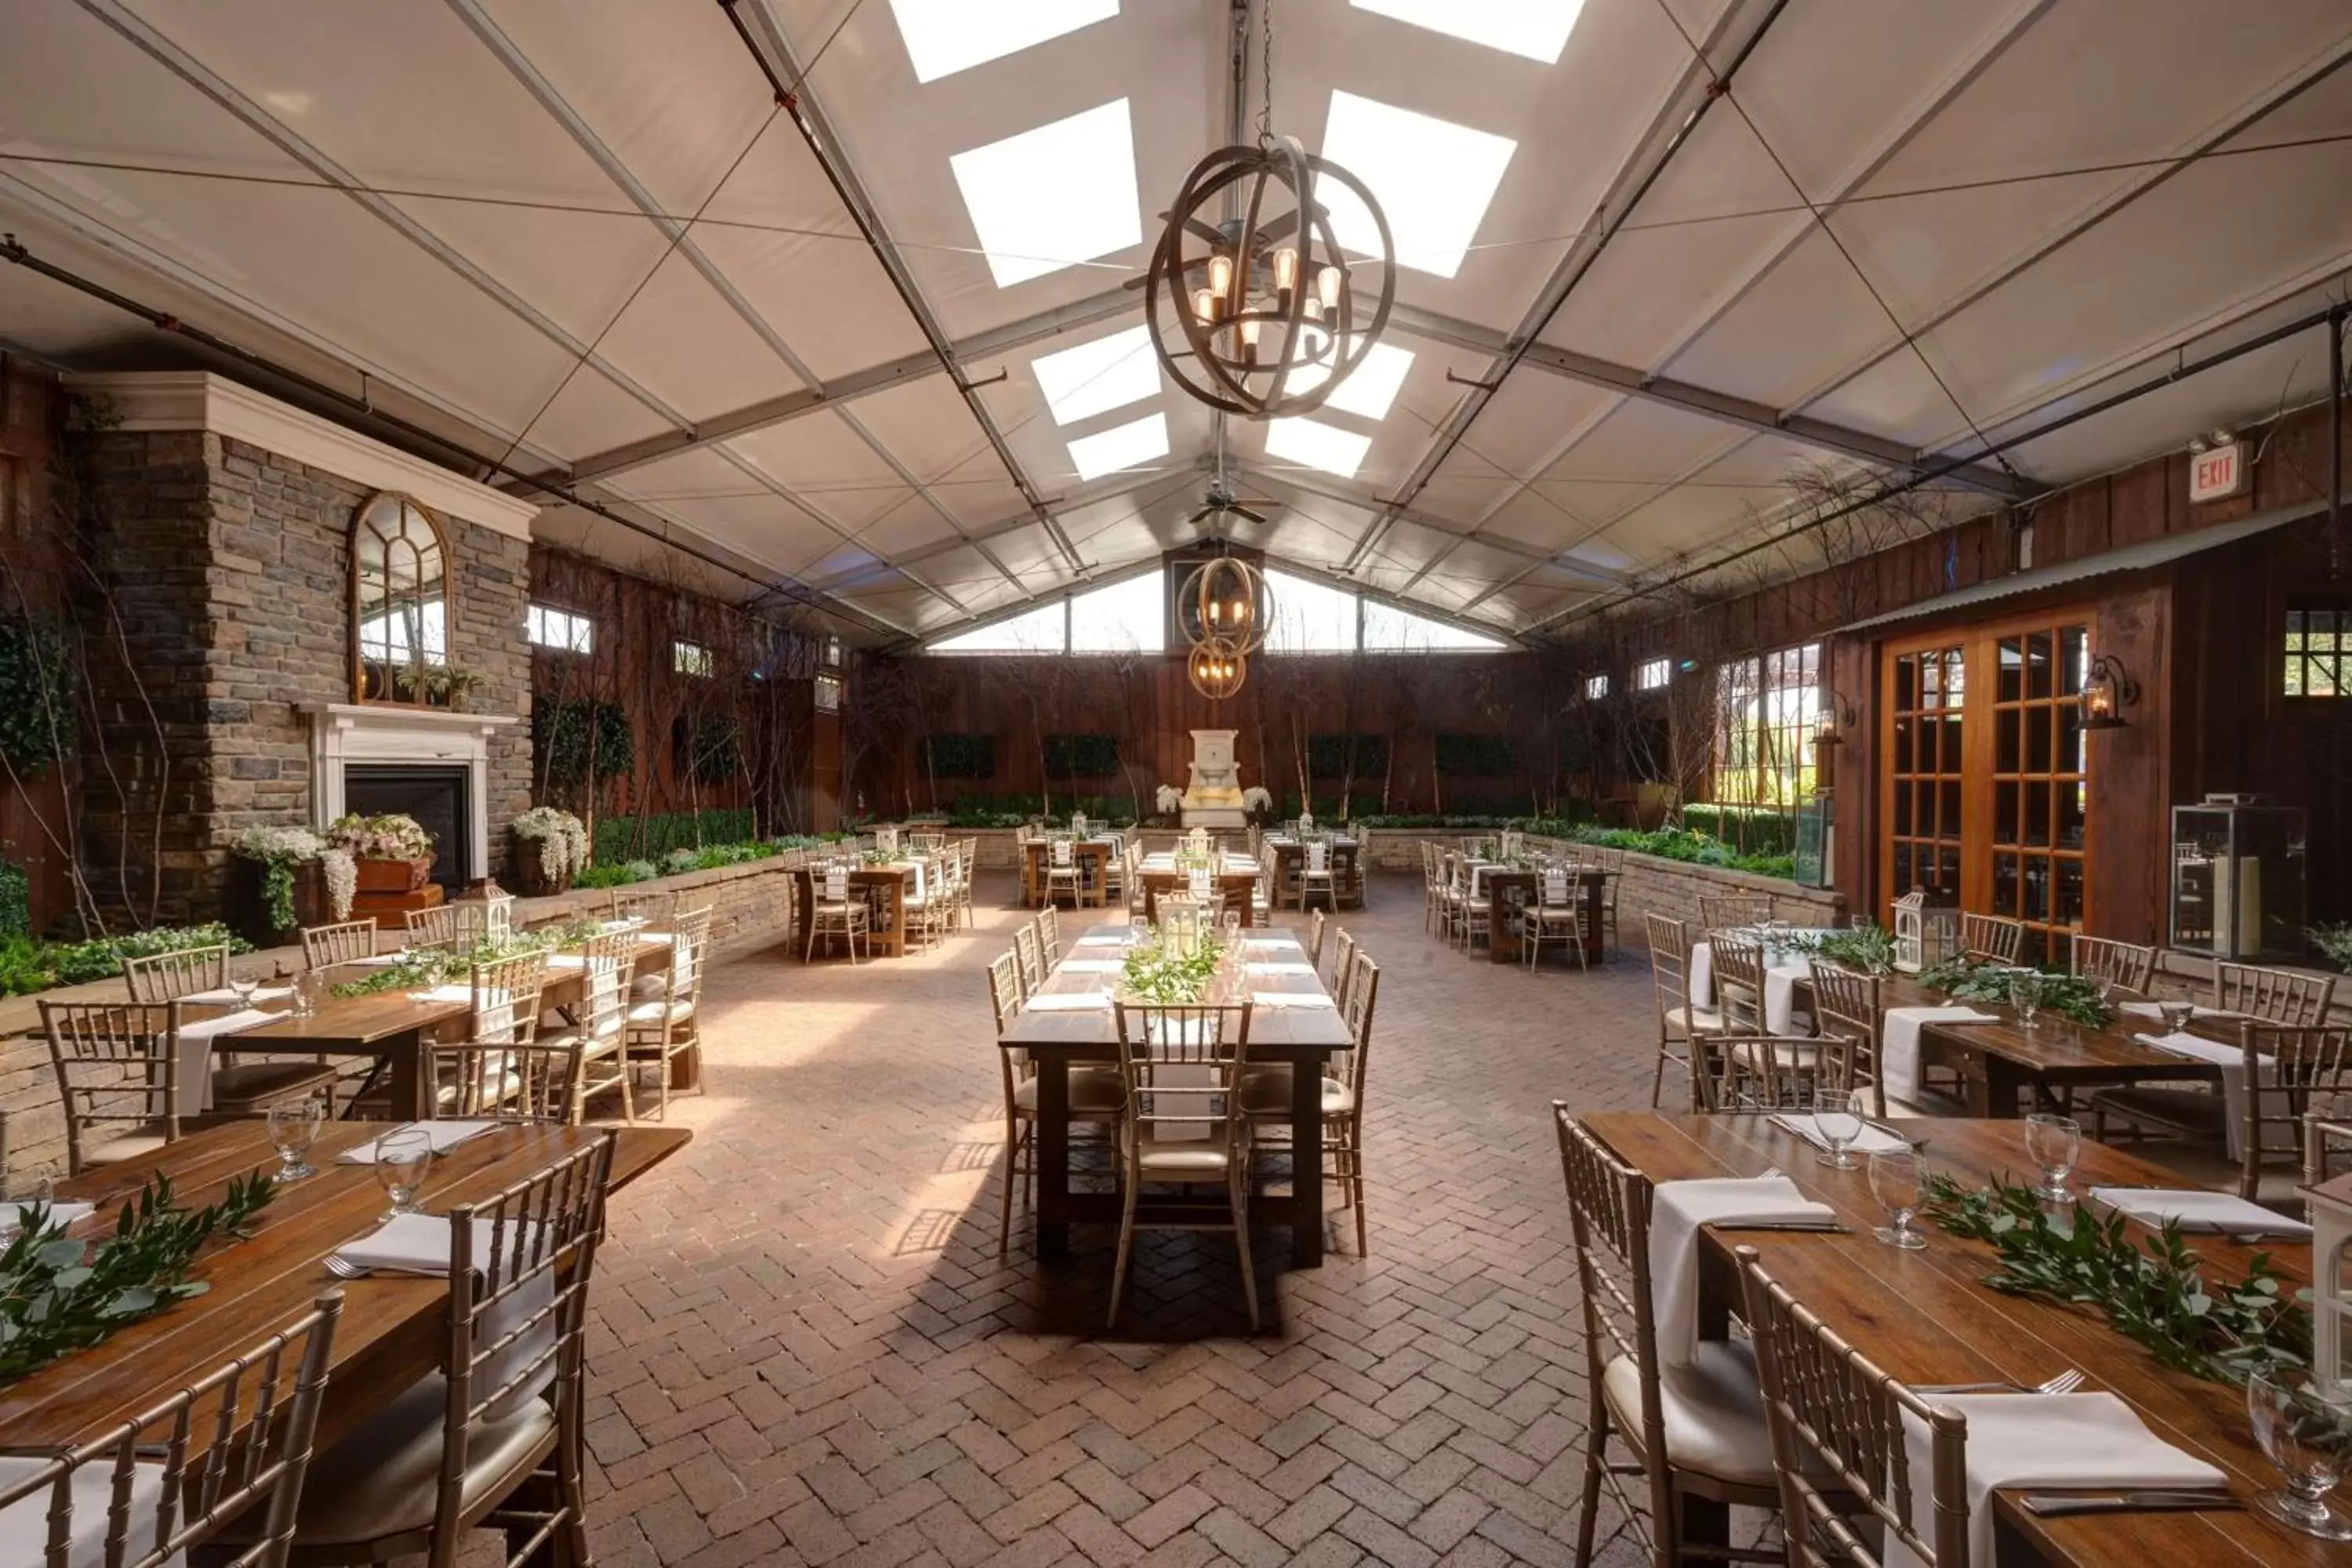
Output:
[267, 1376, 555, 1545]
[1131, 1137, 1236, 1177]
[84, 1128, 172, 1167]
[2090, 1084, 2227, 1137]
[627, 998, 695, 1027]
[1729, 1039, 1820, 1071]
[1600, 1341, 1777, 1486]
[209, 1059, 341, 1106]
[1237, 1067, 1353, 1117]
[1664, 1004, 1724, 1034]
[633, 973, 670, 1000]
[1014, 1068, 1126, 1115]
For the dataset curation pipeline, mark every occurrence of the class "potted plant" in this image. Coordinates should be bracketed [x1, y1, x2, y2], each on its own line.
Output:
[327, 812, 434, 893]
[230, 826, 357, 942]
[430, 663, 485, 713]
[510, 806, 590, 895]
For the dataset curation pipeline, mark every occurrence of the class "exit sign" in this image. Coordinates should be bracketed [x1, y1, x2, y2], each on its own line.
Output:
[2189, 441, 2249, 503]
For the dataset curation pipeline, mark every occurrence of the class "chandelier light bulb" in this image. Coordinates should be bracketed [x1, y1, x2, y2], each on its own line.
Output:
[1316, 263, 1342, 310]
[1207, 252, 1234, 299]
[1193, 287, 1217, 324]
[1274, 247, 1298, 292]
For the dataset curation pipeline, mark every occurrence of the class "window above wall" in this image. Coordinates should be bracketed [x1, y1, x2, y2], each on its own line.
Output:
[2284, 605, 2347, 699]
[673, 640, 713, 678]
[1584, 673, 1610, 699]
[526, 604, 593, 654]
[1636, 657, 1671, 691]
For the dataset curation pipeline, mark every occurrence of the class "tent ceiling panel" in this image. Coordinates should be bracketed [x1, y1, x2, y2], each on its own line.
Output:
[838, 373, 1009, 488]
[588, 248, 810, 423]
[1537, 395, 1747, 485]
[1436, 370, 1615, 481]
[1534, 207, 1810, 374]
[1476, 484, 1618, 554]
[516, 365, 681, 461]
[1597, 481, 1795, 568]
[1657, 226, 1916, 412]
[380, 195, 675, 347]
[651, 489, 855, 566]
[724, 412, 922, 532]
[1414, 471, 1515, 528]
[601, 447, 760, 503]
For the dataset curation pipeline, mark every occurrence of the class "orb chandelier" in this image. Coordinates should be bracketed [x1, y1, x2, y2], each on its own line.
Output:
[1178, 554, 1270, 655]
[1142, 3, 1395, 420]
[1187, 634, 1249, 701]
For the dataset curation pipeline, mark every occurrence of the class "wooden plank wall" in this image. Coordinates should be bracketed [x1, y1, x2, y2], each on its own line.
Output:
[0, 360, 75, 935]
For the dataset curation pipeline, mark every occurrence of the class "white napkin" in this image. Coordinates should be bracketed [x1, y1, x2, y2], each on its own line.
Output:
[408, 983, 475, 1004]
[1769, 1113, 1914, 1158]
[343, 951, 403, 967]
[1247, 961, 1317, 975]
[1687, 940, 1715, 1007]
[181, 985, 294, 1006]
[1056, 959, 1125, 974]
[1650, 1178, 1837, 1367]
[1025, 993, 1109, 1011]
[1886, 1393, 2224, 1568]
[2132, 1030, 2288, 1158]
[1073, 935, 1126, 947]
[172, 1008, 278, 1116]
[1762, 958, 1815, 1033]
[1881, 1007, 1998, 1106]
[2121, 1000, 2238, 1022]
[1241, 935, 1298, 950]
[1250, 992, 1337, 1008]
[332, 1212, 557, 1421]
[0, 1200, 94, 1238]
[0, 1454, 179, 1568]
[338, 1120, 499, 1163]
[637, 931, 674, 946]
[2090, 1186, 2311, 1237]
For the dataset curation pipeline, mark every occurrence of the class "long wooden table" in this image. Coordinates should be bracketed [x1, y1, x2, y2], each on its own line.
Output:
[1879, 975, 2227, 1117]
[227, 931, 675, 1117]
[1020, 837, 1118, 908]
[1261, 838, 1364, 910]
[1137, 855, 1263, 926]
[1479, 866, 1610, 966]
[999, 924, 1347, 1266]
[1583, 1112, 2327, 1566]
[4, 1120, 690, 1456]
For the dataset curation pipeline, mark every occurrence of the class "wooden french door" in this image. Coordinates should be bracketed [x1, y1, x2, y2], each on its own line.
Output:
[1878, 608, 2096, 964]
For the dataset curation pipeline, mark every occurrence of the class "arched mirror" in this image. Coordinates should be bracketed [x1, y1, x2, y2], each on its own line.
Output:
[350, 492, 448, 702]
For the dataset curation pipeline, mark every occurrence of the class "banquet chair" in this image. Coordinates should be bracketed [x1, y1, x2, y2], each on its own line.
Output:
[960, 840, 982, 927]
[1252, 863, 1275, 925]
[1044, 835, 1085, 909]
[1959, 911, 2024, 964]
[1035, 906, 1061, 964]
[2, 1290, 343, 1568]
[989, 951, 1124, 1255]
[1697, 893, 1774, 931]
[40, 1000, 188, 1174]
[626, 906, 710, 1122]
[2093, 1021, 2352, 1200]
[1808, 961, 1885, 1120]
[1523, 865, 1590, 971]
[544, 930, 636, 1123]
[901, 858, 948, 953]
[1708, 934, 1769, 1033]
[910, 831, 947, 853]
[1737, 1246, 1968, 1568]
[1421, 843, 1444, 934]
[1552, 1109, 1787, 1568]
[1450, 859, 1492, 952]
[608, 887, 681, 930]
[405, 904, 460, 951]
[1244, 953, 1379, 1255]
[805, 863, 871, 964]
[303, 918, 380, 968]
[1590, 847, 1625, 953]
[2307, 1114, 2352, 1185]
[1708, 1032, 1849, 1114]
[121, 941, 230, 1002]
[1644, 915, 1719, 1109]
[469, 949, 549, 1047]
[1107, 1001, 1260, 1330]
[2214, 960, 2336, 1024]
[255, 1136, 615, 1567]
[1307, 907, 1328, 971]
[1014, 922, 1046, 993]
[1298, 839, 1338, 912]
[2069, 933, 2156, 997]
[1330, 927, 1358, 1014]
[426, 1040, 583, 1123]
[1099, 838, 1127, 909]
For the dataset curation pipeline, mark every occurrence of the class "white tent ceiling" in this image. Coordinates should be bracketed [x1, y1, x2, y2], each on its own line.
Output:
[4, 0, 2350, 644]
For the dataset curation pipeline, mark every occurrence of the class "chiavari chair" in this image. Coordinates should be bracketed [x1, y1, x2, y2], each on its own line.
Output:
[626, 906, 710, 1122]
[1697, 893, 1774, 931]
[302, 919, 380, 968]
[1958, 911, 2024, 964]
[1808, 961, 1886, 1120]
[2215, 960, 2336, 1024]
[1107, 1000, 1259, 1329]
[1644, 914, 1718, 1110]
[2068, 933, 2156, 997]
[1523, 864, 1589, 971]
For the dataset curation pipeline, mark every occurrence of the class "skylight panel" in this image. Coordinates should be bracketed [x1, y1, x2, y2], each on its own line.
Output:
[890, 0, 1120, 83]
[1349, 0, 1588, 64]
[931, 600, 1067, 652]
[1067, 412, 1168, 481]
[1283, 340, 1415, 421]
[1265, 417, 1373, 478]
[1362, 600, 1504, 651]
[949, 99, 1142, 288]
[1069, 571, 1167, 652]
[1318, 91, 1516, 278]
[1032, 325, 1160, 426]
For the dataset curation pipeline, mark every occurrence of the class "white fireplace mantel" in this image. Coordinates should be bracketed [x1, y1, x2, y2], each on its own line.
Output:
[303, 703, 517, 876]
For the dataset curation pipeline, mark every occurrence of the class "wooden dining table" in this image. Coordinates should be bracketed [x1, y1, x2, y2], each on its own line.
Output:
[1583, 1111, 2329, 1566]
[225, 930, 676, 1119]
[1020, 836, 1118, 908]
[2, 1120, 690, 1458]
[1261, 837, 1363, 909]
[1137, 854, 1264, 926]
[1478, 864, 1610, 966]
[998, 923, 1348, 1266]
[1877, 974, 2227, 1118]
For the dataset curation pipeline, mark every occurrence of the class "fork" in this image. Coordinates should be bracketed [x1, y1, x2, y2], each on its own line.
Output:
[322, 1254, 372, 1280]
[1918, 1369, 2084, 1396]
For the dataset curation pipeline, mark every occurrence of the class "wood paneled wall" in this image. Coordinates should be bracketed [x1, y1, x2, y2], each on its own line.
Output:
[0, 361, 74, 934]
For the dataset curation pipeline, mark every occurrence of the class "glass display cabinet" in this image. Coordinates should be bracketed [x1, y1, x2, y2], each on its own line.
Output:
[2169, 798, 2308, 960]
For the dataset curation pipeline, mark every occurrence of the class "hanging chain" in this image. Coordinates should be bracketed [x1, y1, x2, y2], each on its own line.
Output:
[1256, 0, 1276, 147]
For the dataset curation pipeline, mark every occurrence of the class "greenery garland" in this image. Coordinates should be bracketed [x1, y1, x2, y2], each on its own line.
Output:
[1922, 1174, 2310, 1385]
[328, 919, 605, 998]
[1119, 935, 1229, 1004]
[1916, 956, 2115, 1028]
[1, 1169, 275, 1385]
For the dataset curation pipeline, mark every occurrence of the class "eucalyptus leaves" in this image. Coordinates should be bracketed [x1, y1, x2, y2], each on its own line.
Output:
[1918, 956, 2115, 1028]
[1922, 1174, 2310, 1386]
[0, 1168, 275, 1385]
[328, 917, 606, 997]
[1120, 935, 1229, 1005]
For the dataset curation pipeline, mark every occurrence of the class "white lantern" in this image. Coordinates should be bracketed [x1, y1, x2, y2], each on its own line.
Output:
[1890, 892, 1960, 973]
[1160, 895, 1203, 956]
[451, 884, 514, 946]
[2310, 1168, 2352, 1388]
[876, 826, 899, 855]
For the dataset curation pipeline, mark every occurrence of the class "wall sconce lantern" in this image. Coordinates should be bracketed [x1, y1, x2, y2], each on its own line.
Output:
[1810, 694, 1857, 793]
[2080, 653, 2138, 731]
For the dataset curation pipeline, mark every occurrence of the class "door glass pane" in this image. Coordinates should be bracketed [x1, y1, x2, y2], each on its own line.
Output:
[2027, 632, 2053, 699]
[1998, 637, 2023, 702]
[1995, 782, 2019, 844]
[2057, 781, 2085, 848]
[1894, 717, 1912, 773]
[1940, 714, 1963, 771]
[2027, 784, 2052, 848]
[2060, 627, 2087, 695]
[2027, 706, 2053, 773]
[1997, 708, 2020, 772]
[2023, 856, 2049, 921]
[1940, 782, 1961, 838]
[2058, 705, 2083, 775]
[1894, 783, 1913, 835]
[1994, 851, 2019, 914]
[2056, 858, 2085, 925]
[1893, 843, 1914, 894]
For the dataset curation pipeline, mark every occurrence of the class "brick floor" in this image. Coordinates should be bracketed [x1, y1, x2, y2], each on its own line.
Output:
[575, 873, 1667, 1567]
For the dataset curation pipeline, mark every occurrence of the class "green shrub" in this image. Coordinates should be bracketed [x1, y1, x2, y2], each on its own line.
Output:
[0, 921, 257, 996]
[0, 859, 28, 939]
[534, 696, 633, 785]
[1042, 733, 1120, 779]
[1434, 733, 1516, 776]
[590, 808, 755, 866]
[1681, 803, 1799, 856]
[919, 733, 996, 779]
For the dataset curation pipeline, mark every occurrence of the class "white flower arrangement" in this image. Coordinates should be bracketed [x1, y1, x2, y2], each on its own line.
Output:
[230, 825, 356, 925]
[512, 806, 591, 882]
[326, 812, 432, 862]
[1155, 784, 1184, 815]
[1241, 786, 1272, 812]
[320, 848, 357, 920]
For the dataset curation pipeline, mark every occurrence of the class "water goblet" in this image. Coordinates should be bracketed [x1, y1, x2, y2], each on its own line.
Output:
[2248, 1366, 2352, 1540]
[291, 971, 321, 1018]
[267, 1097, 325, 1181]
[374, 1127, 434, 1219]
[228, 974, 261, 1010]
[1867, 1148, 1928, 1250]
[1813, 1105, 1865, 1170]
[1220, 909, 1243, 946]
[2007, 971, 2043, 1029]
[2023, 1112, 2081, 1203]
[2156, 997, 2197, 1033]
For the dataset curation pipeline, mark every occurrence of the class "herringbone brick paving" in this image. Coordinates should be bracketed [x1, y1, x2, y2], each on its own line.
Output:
[574, 873, 1662, 1567]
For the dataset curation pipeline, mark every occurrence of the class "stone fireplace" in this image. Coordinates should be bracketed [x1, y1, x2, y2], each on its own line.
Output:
[307, 705, 517, 891]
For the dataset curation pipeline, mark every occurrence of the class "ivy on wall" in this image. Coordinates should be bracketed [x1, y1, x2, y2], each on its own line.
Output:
[0, 609, 75, 774]
[1435, 732, 1517, 776]
[533, 695, 633, 785]
[919, 732, 996, 779]
[670, 714, 743, 785]
[1043, 732, 1120, 779]
[1308, 732, 1388, 778]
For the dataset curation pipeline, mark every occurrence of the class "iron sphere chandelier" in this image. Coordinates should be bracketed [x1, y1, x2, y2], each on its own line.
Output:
[1145, 137, 1396, 420]
[1178, 554, 1271, 656]
[1187, 635, 1249, 701]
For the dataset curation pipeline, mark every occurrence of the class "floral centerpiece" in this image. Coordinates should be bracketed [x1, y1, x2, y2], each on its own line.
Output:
[230, 826, 357, 938]
[327, 812, 434, 894]
[510, 806, 589, 895]
[1119, 931, 1230, 1004]
[1240, 786, 1272, 824]
[1916, 954, 2115, 1028]
[1155, 784, 1184, 820]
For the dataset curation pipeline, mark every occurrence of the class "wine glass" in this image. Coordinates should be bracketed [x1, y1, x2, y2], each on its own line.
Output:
[374, 1127, 434, 1218]
[2156, 997, 2197, 1033]
[1868, 1149, 1928, 1250]
[1221, 909, 1243, 946]
[2248, 1366, 2352, 1540]
[1813, 1105, 1864, 1170]
[2023, 1112, 2081, 1202]
[228, 974, 261, 1010]
[267, 1097, 325, 1181]
[2007, 972, 2043, 1030]
[291, 972, 321, 1018]
[0, 1163, 58, 1239]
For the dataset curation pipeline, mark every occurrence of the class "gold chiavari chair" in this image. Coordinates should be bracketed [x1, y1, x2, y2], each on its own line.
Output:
[1708, 934, 1768, 1033]
[1697, 893, 1774, 931]
[1809, 961, 1886, 1120]
[626, 906, 710, 1122]
[1329, 927, 1358, 1015]
[1737, 1246, 1968, 1567]
[1307, 907, 1328, 971]
[5, 1291, 343, 1568]
[303, 919, 380, 968]
[1298, 839, 1338, 911]
[2095, 1021, 2352, 1200]
[426, 1040, 582, 1123]
[1043, 834, 1085, 908]
[1708, 1032, 1849, 1114]
[988, 950, 1123, 1255]
[468, 949, 549, 1047]
[2068, 933, 2155, 996]
[1552, 1109, 1786, 1568]
[120, 942, 230, 1003]
[1644, 914, 1718, 1109]
[39, 1000, 183, 1175]
[2215, 960, 2336, 1024]
[805, 862, 871, 963]
[404, 904, 459, 952]
[608, 887, 681, 930]
[1107, 1000, 1259, 1329]
[1034, 905, 1061, 964]
[547, 931, 636, 1123]
[1523, 864, 1589, 972]
[1013, 922, 1046, 993]
[125, 942, 340, 1116]
[1959, 911, 2024, 964]
[1244, 952, 1380, 1255]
